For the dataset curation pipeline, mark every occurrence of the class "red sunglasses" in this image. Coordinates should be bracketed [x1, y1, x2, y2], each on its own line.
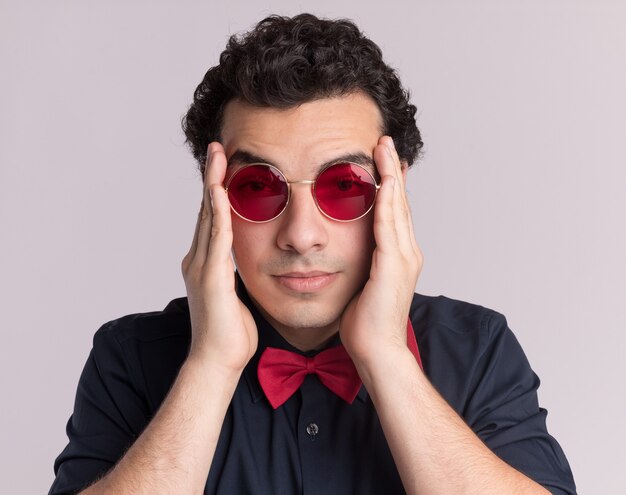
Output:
[225, 162, 380, 223]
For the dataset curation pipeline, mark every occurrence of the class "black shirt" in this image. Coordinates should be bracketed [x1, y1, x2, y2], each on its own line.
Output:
[49, 286, 577, 494]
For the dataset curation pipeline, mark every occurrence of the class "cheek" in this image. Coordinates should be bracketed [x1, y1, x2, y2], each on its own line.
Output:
[231, 219, 273, 272]
[338, 217, 376, 269]
[231, 233, 253, 272]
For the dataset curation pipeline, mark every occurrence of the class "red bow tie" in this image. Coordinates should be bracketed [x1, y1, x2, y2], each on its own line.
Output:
[257, 320, 423, 409]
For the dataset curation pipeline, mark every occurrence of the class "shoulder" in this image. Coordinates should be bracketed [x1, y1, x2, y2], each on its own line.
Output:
[409, 292, 507, 341]
[93, 296, 191, 349]
[90, 297, 192, 411]
[409, 293, 524, 411]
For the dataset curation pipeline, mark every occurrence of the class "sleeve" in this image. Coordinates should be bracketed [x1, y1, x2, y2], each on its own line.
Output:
[49, 323, 150, 495]
[464, 311, 577, 495]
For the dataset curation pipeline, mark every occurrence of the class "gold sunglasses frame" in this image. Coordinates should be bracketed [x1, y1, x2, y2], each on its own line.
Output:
[225, 162, 381, 223]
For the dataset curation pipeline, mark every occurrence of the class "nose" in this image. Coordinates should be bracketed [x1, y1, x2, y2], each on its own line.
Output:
[275, 183, 329, 255]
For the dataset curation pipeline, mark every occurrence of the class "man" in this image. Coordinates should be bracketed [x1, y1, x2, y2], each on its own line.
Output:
[50, 13, 576, 495]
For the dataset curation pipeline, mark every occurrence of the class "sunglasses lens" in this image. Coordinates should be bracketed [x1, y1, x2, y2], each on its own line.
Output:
[315, 163, 378, 221]
[227, 165, 288, 222]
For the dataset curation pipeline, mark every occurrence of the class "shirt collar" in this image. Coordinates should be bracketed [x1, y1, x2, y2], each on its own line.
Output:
[236, 273, 369, 405]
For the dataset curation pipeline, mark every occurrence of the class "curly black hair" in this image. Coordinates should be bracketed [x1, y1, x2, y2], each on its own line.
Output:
[182, 13, 423, 173]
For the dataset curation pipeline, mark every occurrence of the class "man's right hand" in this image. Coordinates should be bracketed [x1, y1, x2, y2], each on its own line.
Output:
[181, 141, 258, 373]
[79, 142, 257, 495]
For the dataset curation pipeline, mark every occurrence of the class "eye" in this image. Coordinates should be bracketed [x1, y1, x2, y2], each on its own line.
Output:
[336, 178, 355, 191]
[230, 166, 286, 196]
[328, 173, 367, 195]
[237, 177, 282, 194]
[316, 163, 375, 200]
[240, 178, 271, 192]
[335, 177, 364, 192]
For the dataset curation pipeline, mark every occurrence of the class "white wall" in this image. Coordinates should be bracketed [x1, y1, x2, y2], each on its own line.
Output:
[1, 0, 624, 493]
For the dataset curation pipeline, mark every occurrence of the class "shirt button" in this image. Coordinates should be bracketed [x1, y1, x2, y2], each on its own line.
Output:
[306, 423, 319, 439]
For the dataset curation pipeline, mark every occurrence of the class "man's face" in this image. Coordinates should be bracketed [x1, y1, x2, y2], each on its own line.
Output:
[220, 92, 383, 348]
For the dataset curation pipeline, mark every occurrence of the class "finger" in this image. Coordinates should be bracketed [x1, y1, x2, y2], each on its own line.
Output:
[376, 137, 411, 219]
[206, 180, 234, 266]
[184, 145, 213, 267]
[193, 143, 220, 266]
[378, 137, 404, 182]
[391, 151, 421, 257]
[373, 174, 398, 255]
[375, 140, 412, 241]
[373, 137, 399, 183]
[387, 144, 423, 272]
[186, 198, 204, 261]
[403, 184, 421, 257]
[391, 173, 415, 261]
[377, 145, 423, 300]
[374, 138, 421, 268]
[204, 143, 233, 266]
[382, 136, 409, 205]
[404, 199, 424, 276]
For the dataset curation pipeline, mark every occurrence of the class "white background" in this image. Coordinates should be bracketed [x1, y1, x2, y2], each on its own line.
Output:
[1, 0, 624, 493]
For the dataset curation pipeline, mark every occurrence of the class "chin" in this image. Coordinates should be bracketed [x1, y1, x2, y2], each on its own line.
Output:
[239, 267, 364, 332]
[278, 308, 340, 330]
[257, 293, 345, 331]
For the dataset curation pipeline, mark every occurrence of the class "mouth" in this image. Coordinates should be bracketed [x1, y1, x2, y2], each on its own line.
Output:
[273, 271, 338, 293]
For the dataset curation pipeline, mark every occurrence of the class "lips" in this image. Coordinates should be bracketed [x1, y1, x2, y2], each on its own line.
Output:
[273, 271, 338, 292]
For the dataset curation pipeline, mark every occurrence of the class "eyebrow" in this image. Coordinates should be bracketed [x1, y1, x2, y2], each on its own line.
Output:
[227, 149, 376, 174]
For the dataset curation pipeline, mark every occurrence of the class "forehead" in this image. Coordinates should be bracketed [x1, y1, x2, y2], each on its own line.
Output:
[220, 92, 383, 175]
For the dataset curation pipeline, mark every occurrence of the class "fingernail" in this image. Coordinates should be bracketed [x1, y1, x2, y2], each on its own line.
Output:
[387, 138, 396, 151]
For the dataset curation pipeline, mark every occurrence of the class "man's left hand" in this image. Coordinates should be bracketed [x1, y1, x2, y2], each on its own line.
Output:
[339, 135, 424, 368]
